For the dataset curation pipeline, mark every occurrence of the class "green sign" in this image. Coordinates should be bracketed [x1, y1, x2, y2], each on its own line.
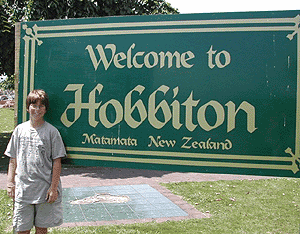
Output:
[16, 10, 300, 177]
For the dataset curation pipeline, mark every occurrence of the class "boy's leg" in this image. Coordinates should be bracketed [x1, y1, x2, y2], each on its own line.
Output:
[17, 231, 30, 234]
[17, 227, 47, 234]
[35, 227, 48, 234]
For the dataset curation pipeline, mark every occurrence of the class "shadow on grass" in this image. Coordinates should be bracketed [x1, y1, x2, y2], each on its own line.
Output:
[0, 132, 11, 172]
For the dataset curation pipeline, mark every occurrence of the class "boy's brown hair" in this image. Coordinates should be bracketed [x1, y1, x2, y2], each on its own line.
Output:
[26, 89, 49, 111]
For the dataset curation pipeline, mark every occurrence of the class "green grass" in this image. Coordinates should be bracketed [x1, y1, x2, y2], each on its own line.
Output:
[0, 190, 14, 233]
[164, 178, 300, 233]
[0, 108, 14, 133]
[1, 178, 299, 233]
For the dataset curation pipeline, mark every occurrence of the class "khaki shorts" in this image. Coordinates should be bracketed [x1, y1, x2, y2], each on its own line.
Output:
[13, 201, 63, 232]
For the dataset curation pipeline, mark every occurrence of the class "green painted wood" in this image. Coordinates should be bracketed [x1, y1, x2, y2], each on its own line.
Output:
[17, 10, 300, 177]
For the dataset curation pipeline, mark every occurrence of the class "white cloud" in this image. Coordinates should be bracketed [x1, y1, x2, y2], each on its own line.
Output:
[167, 0, 299, 14]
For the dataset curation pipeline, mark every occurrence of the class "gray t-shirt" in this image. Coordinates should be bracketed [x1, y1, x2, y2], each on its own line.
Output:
[5, 121, 66, 204]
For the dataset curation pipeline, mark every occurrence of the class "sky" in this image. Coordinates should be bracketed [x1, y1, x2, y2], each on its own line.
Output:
[167, 0, 299, 14]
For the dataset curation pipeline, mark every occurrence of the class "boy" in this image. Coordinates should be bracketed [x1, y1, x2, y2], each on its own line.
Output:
[5, 89, 66, 234]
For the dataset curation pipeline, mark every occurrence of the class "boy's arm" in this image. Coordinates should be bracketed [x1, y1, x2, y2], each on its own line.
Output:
[47, 157, 62, 203]
[7, 158, 17, 199]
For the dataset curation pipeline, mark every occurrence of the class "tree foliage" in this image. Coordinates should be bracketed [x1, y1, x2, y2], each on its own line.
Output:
[28, 0, 178, 20]
[0, 0, 179, 88]
[0, 1, 14, 77]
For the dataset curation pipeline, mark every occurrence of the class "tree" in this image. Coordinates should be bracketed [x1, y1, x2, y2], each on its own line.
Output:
[1, 0, 34, 89]
[0, 1, 15, 77]
[29, 0, 178, 20]
[0, 0, 179, 85]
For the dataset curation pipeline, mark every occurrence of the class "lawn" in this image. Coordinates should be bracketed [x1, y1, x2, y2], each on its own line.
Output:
[0, 108, 14, 133]
[0, 178, 299, 233]
[164, 179, 300, 233]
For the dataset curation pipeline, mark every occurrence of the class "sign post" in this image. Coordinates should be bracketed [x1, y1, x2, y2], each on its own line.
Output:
[16, 10, 300, 177]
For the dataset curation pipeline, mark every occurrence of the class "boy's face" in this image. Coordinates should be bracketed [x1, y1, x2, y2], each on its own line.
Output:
[27, 100, 46, 122]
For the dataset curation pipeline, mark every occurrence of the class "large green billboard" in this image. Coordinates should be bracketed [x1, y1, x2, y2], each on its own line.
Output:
[16, 10, 300, 177]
